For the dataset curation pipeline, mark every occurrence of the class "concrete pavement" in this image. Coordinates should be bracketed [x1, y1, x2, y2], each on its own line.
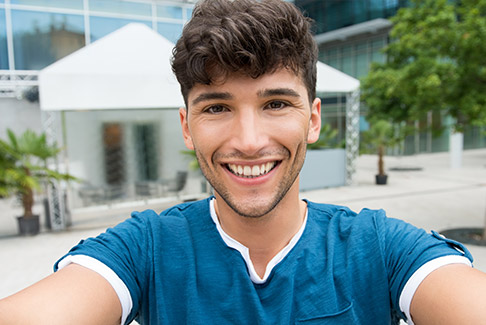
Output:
[1, 148, 486, 300]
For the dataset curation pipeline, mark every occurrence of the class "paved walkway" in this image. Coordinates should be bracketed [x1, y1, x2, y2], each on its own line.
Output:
[1, 148, 485, 300]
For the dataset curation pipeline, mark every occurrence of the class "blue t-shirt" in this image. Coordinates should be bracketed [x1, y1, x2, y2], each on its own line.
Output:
[55, 198, 472, 324]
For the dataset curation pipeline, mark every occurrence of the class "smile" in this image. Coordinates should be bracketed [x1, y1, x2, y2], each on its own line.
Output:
[226, 161, 279, 178]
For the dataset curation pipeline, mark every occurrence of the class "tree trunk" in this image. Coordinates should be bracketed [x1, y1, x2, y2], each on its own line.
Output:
[378, 145, 385, 176]
[22, 168, 34, 218]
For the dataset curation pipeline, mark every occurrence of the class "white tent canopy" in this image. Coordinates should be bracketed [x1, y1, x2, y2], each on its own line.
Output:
[39, 22, 359, 111]
[39, 23, 184, 111]
[316, 61, 360, 93]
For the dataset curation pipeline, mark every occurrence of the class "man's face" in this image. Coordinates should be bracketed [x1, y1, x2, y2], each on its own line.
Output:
[180, 69, 321, 218]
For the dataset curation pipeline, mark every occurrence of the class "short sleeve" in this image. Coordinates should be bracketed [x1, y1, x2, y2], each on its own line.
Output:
[371, 209, 474, 319]
[54, 210, 157, 324]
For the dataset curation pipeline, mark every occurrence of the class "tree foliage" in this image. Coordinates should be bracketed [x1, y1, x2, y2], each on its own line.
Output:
[360, 120, 407, 176]
[361, 0, 486, 131]
[0, 129, 76, 218]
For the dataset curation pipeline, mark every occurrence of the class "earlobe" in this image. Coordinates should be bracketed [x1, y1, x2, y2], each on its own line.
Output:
[179, 107, 195, 150]
[307, 98, 322, 144]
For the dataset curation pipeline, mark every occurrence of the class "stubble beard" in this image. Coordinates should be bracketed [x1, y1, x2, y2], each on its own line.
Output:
[194, 143, 307, 219]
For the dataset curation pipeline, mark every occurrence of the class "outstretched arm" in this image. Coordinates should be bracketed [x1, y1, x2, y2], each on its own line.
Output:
[410, 264, 486, 324]
[0, 264, 122, 325]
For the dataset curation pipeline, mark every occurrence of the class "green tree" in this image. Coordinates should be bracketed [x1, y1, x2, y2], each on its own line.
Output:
[361, 0, 486, 131]
[0, 129, 76, 220]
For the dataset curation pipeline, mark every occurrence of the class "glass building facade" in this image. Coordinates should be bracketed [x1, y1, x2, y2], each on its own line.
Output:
[296, 0, 409, 34]
[296, 0, 486, 154]
[0, 0, 193, 71]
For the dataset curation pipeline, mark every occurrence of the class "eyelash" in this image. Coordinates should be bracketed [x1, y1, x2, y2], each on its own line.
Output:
[203, 100, 290, 114]
[204, 105, 228, 114]
[265, 100, 289, 110]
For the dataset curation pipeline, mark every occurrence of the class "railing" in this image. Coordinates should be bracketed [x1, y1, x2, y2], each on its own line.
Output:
[0, 70, 39, 98]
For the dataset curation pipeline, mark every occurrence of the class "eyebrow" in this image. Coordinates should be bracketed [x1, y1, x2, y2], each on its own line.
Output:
[258, 88, 301, 98]
[191, 92, 233, 106]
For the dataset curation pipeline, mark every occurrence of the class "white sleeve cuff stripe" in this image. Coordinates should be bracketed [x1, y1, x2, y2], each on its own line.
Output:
[399, 255, 472, 325]
[57, 255, 133, 325]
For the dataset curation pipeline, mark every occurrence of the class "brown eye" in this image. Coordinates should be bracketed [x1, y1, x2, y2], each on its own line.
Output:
[205, 105, 228, 114]
[266, 101, 287, 110]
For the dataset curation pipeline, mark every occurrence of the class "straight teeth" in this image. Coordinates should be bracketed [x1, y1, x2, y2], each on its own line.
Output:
[227, 161, 277, 178]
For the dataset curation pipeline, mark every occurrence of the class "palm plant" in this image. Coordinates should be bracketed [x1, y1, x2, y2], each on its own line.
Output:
[0, 129, 75, 226]
[360, 120, 404, 184]
[307, 124, 339, 150]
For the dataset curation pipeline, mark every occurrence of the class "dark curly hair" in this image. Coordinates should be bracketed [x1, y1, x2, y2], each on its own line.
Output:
[171, 0, 317, 106]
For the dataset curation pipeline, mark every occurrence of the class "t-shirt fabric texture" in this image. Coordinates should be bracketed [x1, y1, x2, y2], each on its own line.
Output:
[55, 198, 472, 324]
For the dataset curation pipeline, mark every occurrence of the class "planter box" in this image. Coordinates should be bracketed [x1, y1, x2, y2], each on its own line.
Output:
[299, 149, 346, 191]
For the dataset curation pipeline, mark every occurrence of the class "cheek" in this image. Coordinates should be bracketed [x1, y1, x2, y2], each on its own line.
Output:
[190, 127, 220, 157]
[273, 121, 309, 146]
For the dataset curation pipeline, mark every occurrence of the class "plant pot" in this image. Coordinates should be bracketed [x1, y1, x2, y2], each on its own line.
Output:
[375, 174, 388, 185]
[17, 215, 40, 236]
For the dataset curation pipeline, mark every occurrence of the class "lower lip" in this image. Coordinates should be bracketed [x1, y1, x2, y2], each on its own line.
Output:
[224, 163, 279, 186]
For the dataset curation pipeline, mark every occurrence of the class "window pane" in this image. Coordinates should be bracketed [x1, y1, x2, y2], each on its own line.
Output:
[0, 9, 8, 69]
[341, 46, 353, 76]
[370, 0, 385, 19]
[11, 0, 83, 10]
[90, 16, 151, 42]
[327, 57, 340, 70]
[156, 5, 182, 19]
[134, 124, 159, 181]
[186, 8, 193, 20]
[356, 51, 368, 78]
[11, 10, 85, 70]
[371, 48, 386, 64]
[89, 0, 151, 17]
[353, 1, 367, 24]
[372, 38, 386, 50]
[157, 22, 182, 44]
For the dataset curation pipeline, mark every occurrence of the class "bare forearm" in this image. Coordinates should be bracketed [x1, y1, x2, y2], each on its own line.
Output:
[0, 264, 122, 325]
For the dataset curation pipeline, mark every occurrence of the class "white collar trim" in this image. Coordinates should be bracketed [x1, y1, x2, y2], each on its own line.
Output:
[209, 198, 308, 284]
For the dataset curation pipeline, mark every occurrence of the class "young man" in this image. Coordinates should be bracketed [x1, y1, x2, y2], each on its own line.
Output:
[1, 0, 486, 324]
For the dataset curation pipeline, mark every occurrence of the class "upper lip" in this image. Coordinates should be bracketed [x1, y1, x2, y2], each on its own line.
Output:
[219, 158, 281, 166]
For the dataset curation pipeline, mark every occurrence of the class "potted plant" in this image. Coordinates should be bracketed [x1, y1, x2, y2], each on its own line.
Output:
[0, 129, 76, 235]
[360, 120, 402, 185]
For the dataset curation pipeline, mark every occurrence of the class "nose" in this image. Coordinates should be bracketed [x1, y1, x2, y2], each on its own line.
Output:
[229, 108, 270, 156]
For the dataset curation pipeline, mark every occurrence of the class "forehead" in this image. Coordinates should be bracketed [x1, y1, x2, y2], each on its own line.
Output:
[186, 69, 308, 107]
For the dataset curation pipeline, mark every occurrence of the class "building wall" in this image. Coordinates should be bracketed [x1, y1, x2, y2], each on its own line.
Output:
[297, 0, 486, 154]
[0, 0, 193, 70]
[0, 97, 42, 140]
[0, 0, 197, 208]
[295, 0, 409, 34]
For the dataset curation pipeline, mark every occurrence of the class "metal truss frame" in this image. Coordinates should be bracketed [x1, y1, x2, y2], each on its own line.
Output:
[0, 70, 39, 98]
[345, 89, 360, 185]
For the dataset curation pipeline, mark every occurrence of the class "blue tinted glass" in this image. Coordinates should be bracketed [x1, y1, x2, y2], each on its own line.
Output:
[0, 9, 8, 69]
[89, 0, 151, 16]
[90, 16, 151, 42]
[11, 10, 85, 70]
[353, 1, 367, 24]
[186, 8, 193, 19]
[11, 0, 83, 9]
[157, 5, 182, 19]
[157, 22, 182, 44]
[370, 0, 385, 19]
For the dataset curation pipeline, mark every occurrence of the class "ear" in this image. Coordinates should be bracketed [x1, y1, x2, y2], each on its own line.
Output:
[307, 98, 321, 144]
[179, 107, 195, 150]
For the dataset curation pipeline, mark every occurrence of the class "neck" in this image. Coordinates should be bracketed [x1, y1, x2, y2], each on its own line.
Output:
[214, 184, 306, 277]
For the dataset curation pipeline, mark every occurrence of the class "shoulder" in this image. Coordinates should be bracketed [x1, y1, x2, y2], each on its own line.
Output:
[130, 197, 212, 227]
[305, 200, 388, 229]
